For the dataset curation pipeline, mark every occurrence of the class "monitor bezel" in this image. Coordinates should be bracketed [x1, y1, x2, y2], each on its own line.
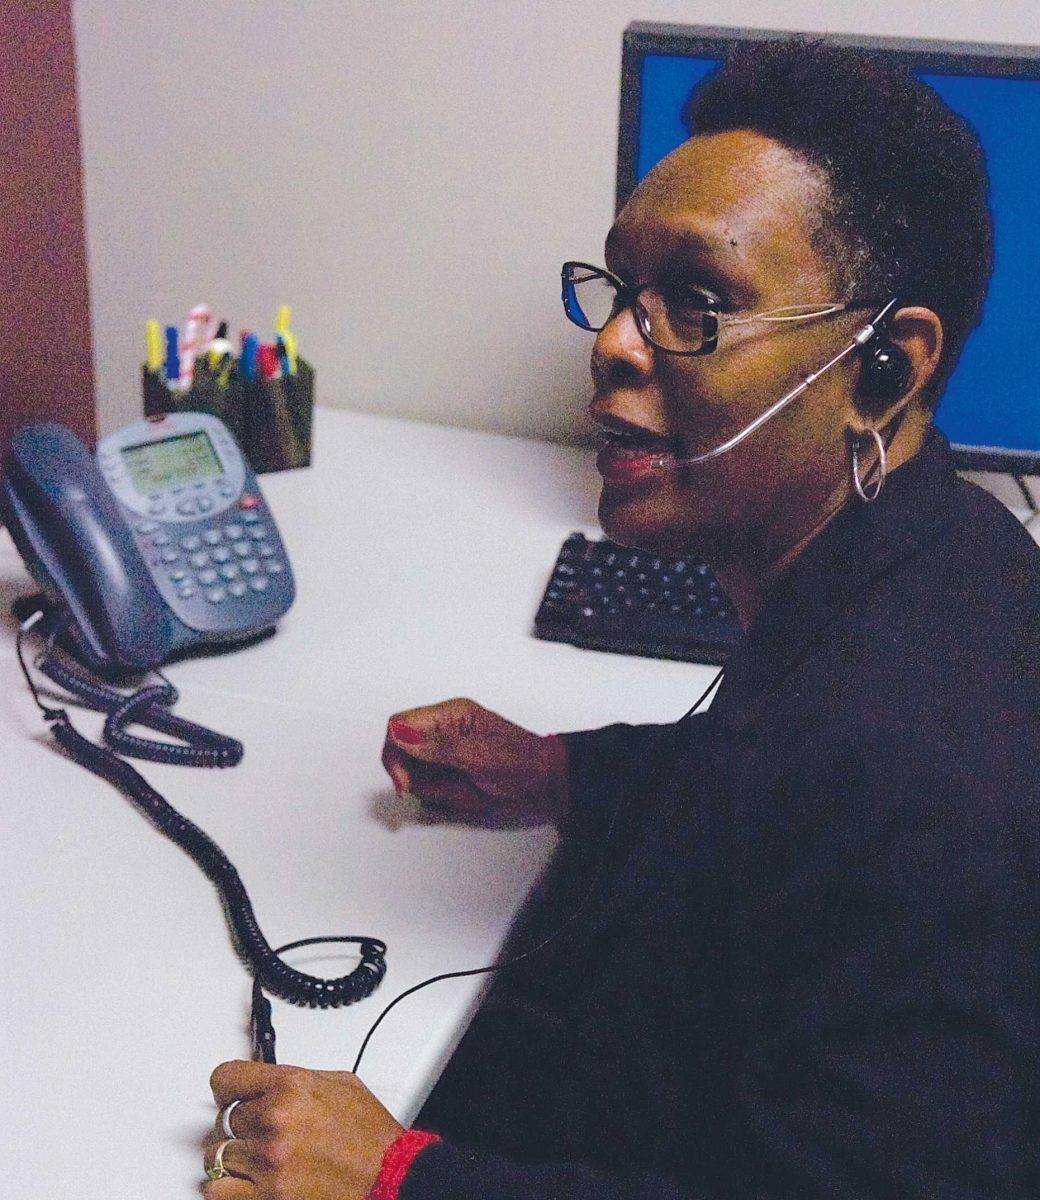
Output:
[617, 22, 1040, 475]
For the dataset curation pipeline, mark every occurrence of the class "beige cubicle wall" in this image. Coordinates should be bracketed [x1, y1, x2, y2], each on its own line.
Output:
[72, 0, 1040, 446]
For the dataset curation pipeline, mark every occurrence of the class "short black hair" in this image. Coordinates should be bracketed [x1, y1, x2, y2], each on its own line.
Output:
[683, 37, 994, 408]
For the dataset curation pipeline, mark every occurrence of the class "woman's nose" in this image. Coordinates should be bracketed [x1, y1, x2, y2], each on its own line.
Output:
[590, 304, 655, 390]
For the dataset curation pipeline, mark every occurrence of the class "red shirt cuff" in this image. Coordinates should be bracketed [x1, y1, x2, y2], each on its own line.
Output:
[368, 1129, 442, 1200]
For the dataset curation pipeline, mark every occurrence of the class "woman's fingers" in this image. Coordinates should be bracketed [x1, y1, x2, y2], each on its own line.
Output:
[385, 698, 487, 768]
[202, 1131, 256, 1181]
[210, 1060, 278, 1107]
[201, 1177, 252, 1199]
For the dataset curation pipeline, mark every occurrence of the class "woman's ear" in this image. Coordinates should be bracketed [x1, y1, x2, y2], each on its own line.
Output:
[854, 305, 943, 423]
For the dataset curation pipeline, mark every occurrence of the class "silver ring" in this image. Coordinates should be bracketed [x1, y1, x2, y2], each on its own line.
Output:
[205, 1137, 235, 1181]
[219, 1099, 242, 1140]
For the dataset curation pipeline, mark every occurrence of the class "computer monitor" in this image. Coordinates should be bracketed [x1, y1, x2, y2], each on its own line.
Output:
[617, 23, 1040, 475]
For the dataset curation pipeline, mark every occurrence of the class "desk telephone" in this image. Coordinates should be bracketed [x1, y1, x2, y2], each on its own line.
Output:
[4, 413, 387, 1060]
[2, 411, 294, 673]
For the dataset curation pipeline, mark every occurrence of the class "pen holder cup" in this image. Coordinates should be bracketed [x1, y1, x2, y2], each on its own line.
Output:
[142, 359, 315, 474]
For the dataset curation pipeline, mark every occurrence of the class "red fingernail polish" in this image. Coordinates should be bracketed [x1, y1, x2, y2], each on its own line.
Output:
[389, 719, 423, 745]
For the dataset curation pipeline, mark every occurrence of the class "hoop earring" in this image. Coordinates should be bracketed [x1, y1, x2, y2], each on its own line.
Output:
[851, 428, 887, 503]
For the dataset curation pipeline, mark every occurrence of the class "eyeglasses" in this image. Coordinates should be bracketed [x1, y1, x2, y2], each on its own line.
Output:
[561, 260, 861, 356]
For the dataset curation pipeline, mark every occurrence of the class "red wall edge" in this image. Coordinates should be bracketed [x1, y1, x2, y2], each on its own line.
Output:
[0, 0, 96, 483]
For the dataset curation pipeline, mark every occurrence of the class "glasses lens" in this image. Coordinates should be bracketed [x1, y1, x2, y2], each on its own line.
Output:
[562, 265, 619, 331]
[639, 288, 710, 353]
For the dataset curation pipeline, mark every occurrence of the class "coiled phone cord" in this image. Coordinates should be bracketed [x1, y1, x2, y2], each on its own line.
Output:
[37, 642, 245, 768]
[15, 614, 388, 1013]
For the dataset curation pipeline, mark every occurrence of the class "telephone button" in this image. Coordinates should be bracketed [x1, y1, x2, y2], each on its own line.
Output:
[202, 529, 222, 546]
[223, 523, 244, 540]
[233, 540, 251, 556]
[249, 525, 267, 540]
[218, 563, 239, 580]
[197, 497, 214, 513]
[241, 558, 260, 574]
[228, 580, 248, 597]
[180, 535, 202, 551]
[169, 568, 188, 582]
[240, 509, 260, 523]
[176, 499, 198, 516]
[148, 501, 167, 516]
[136, 521, 160, 534]
[258, 543, 275, 557]
[219, 483, 236, 498]
[151, 531, 171, 545]
[177, 583, 196, 599]
[266, 560, 285, 573]
[197, 568, 219, 585]
[159, 549, 180, 564]
[189, 551, 210, 569]
[210, 546, 232, 563]
[205, 586, 227, 603]
[239, 494, 259, 511]
[248, 575, 269, 592]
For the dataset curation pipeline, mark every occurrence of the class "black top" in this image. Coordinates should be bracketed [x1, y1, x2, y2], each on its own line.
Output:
[404, 431, 1040, 1199]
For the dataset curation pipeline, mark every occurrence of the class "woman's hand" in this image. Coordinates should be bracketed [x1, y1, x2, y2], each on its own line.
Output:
[381, 698, 569, 825]
[202, 1060, 404, 1199]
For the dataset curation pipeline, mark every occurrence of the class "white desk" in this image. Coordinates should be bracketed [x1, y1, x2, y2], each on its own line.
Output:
[0, 408, 720, 1197]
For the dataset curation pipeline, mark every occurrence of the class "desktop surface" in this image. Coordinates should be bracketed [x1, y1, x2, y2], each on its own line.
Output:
[0, 407, 721, 1198]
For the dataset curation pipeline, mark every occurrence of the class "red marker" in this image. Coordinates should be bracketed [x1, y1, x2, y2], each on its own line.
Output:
[257, 343, 279, 379]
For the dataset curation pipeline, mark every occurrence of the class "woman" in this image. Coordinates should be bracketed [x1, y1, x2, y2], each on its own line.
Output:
[203, 40, 1039, 1199]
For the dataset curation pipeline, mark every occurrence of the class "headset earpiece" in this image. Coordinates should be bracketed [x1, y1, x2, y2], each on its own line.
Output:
[858, 332, 913, 404]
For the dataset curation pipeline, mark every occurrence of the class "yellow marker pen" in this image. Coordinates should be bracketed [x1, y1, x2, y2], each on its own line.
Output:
[145, 319, 163, 373]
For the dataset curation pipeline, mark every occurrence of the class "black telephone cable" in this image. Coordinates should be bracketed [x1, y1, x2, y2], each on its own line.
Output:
[36, 643, 245, 769]
[16, 618, 387, 1013]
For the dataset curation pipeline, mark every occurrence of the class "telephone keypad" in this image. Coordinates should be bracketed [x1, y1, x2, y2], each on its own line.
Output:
[135, 511, 288, 625]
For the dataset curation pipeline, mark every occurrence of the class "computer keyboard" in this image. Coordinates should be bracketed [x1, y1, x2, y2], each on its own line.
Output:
[534, 533, 743, 665]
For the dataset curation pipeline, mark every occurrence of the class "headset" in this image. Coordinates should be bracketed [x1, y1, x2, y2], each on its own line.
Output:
[652, 299, 913, 469]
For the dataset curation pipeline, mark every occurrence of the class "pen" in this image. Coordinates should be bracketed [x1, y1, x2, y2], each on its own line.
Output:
[164, 326, 180, 388]
[275, 306, 298, 373]
[180, 303, 212, 391]
[258, 344, 279, 380]
[208, 321, 231, 366]
[145, 319, 163, 373]
[240, 333, 259, 381]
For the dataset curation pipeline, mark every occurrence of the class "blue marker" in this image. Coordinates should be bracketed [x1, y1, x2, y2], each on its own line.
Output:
[240, 333, 259, 380]
[164, 325, 180, 387]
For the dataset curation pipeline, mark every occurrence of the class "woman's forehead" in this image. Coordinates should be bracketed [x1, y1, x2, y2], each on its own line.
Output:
[608, 130, 830, 279]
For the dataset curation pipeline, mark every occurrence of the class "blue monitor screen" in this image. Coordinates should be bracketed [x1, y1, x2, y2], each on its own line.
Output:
[630, 50, 1040, 466]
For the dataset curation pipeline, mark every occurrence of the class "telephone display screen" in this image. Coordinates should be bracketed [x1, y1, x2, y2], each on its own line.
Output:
[122, 432, 222, 494]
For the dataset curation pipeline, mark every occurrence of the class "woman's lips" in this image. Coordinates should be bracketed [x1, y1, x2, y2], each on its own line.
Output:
[596, 435, 678, 483]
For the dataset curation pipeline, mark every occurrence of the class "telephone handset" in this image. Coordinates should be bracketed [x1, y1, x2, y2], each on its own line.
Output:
[2, 412, 295, 672]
